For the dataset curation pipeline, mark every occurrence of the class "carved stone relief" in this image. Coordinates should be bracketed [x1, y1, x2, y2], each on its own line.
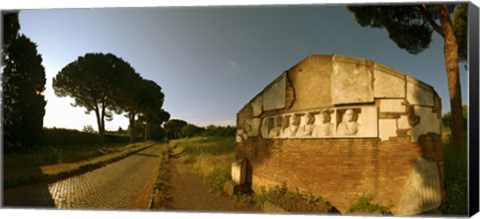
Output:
[262, 105, 377, 139]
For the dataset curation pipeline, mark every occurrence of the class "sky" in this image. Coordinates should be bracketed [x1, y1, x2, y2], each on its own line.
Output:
[15, 2, 470, 131]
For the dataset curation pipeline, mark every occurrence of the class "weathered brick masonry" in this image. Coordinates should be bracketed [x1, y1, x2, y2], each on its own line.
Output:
[235, 55, 444, 215]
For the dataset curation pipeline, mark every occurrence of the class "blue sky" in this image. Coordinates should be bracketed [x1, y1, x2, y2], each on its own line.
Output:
[17, 4, 469, 131]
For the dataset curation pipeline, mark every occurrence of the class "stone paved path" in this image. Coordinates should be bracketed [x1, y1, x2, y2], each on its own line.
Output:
[160, 156, 258, 213]
[3, 144, 164, 210]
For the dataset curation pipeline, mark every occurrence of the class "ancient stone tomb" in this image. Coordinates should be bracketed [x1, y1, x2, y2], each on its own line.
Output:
[234, 55, 443, 215]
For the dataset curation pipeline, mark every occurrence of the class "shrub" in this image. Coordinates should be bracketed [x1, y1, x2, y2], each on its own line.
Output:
[40, 128, 130, 146]
[345, 195, 391, 215]
[256, 183, 336, 213]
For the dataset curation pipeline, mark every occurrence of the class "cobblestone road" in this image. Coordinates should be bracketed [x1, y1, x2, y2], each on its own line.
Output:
[3, 144, 164, 210]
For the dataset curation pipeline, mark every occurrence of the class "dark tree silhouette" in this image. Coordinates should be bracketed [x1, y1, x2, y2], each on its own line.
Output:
[164, 119, 188, 139]
[137, 79, 167, 140]
[347, 3, 468, 151]
[53, 53, 136, 145]
[113, 73, 169, 142]
[2, 12, 46, 152]
[111, 69, 144, 143]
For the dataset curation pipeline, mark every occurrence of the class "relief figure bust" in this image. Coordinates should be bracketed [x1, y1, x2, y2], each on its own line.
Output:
[337, 109, 359, 136]
[312, 110, 334, 137]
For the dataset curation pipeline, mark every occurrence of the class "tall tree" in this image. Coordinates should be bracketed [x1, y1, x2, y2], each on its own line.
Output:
[138, 79, 167, 140]
[164, 119, 188, 139]
[2, 12, 47, 152]
[53, 53, 136, 145]
[347, 4, 468, 151]
[111, 68, 143, 143]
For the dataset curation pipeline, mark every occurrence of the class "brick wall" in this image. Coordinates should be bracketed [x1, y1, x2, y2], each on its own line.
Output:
[237, 133, 443, 214]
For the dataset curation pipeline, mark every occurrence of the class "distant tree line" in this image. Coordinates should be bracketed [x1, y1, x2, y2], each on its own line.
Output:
[163, 119, 236, 139]
[41, 127, 132, 146]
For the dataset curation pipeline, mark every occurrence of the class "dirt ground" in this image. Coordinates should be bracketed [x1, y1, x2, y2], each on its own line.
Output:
[158, 156, 259, 213]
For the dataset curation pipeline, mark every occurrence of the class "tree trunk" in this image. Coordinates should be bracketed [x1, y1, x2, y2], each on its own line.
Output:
[94, 107, 105, 146]
[145, 116, 150, 141]
[439, 4, 465, 152]
[129, 112, 136, 144]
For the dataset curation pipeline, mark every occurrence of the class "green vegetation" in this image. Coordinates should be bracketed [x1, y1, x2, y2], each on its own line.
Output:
[4, 141, 154, 188]
[41, 127, 131, 146]
[165, 119, 236, 140]
[150, 144, 170, 210]
[345, 195, 391, 215]
[442, 104, 468, 130]
[441, 126, 468, 215]
[169, 136, 236, 193]
[256, 183, 336, 213]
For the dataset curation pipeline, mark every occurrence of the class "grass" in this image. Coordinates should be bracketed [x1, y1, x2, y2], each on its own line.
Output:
[345, 195, 392, 215]
[149, 144, 170, 210]
[256, 183, 337, 214]
[4, 141, 155, 188]
[169, 136, 236, 194]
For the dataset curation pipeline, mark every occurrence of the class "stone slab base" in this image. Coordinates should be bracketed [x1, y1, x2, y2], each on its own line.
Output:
[223, 180, 249, 196]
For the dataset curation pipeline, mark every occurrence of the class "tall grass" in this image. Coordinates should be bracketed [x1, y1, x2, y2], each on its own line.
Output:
[170, 136, 236, 193]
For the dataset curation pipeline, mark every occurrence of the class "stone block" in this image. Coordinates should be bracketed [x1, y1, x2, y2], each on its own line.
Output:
[236, 130, 243, 143]
[287, 56, 333, 110]
[263, 73, 287, 111]
[397, 115, 411, 130]
[245, 118, 261, 137]
[398, 157, 441, 215]
[252, 95, 263, 117]
[231, 158, 247, 184]
[407, 106, 440, 142]
[332, 58, 374, 105]
[379, 119, 397, 141]
[223, 180, 249, 196]
[406, 81, 434, 106]
[374, 64, 405, 98]
[261, 118, 269, 138]
[379, 99, 406, 113]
